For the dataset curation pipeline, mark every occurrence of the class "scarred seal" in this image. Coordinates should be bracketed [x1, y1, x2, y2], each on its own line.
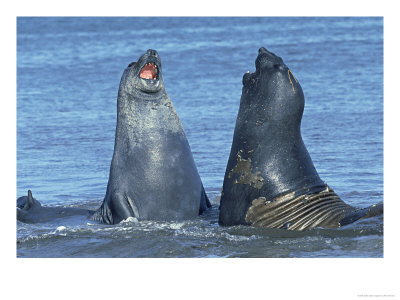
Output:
[218, 47, 382, 230]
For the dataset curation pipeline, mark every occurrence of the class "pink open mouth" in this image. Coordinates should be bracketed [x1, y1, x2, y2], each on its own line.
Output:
[139, 63, 158, 79]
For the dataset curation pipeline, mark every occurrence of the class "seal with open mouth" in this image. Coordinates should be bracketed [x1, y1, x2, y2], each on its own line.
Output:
[90, 49, 210, 224]
[17, 50, 210, 225]
[218, 47, 382, 230]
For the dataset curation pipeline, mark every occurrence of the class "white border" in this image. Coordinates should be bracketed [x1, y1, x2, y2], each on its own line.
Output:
[2, 1, 399, 299]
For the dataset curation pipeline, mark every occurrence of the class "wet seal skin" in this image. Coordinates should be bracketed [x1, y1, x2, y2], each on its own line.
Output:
[227, 150, 264, 189]
[17, 190, 92, 224]
[91, 49, 210, 224]
[218, 47, 383, 230]
[17, 49, 210, 225]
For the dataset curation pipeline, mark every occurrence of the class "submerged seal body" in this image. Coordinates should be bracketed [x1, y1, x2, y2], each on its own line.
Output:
[17, 190, 92, 223]
[91, 49, 210, 224]
[218, 47, 382, 230]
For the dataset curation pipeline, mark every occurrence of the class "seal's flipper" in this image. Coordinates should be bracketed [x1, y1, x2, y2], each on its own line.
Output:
[91, 188, 141, 224]
[244, 186, 383, 230]
[91, 201, 113, 224]
[244, 186, 357, 230]
[362, 202, 383, 218]
[24, 190, 38, 210]
[339, 202, 383, 227]
[17, 190, 41, 210]
[199, 183, 211, 214]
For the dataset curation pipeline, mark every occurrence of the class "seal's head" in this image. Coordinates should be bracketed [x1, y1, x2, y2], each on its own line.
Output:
[119, 49, 164, 96]
[242, 47, 304, 125]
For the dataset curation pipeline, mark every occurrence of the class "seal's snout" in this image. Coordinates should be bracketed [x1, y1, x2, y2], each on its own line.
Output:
[258, 47, 279, 59]
[258, 47, 269, 55]
[147, 49, 158, 57]
[256, 47, 285, 71]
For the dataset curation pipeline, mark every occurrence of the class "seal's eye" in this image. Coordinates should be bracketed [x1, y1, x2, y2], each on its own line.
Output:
[128, 62, 136, 67]
[139, 63, 159, 79]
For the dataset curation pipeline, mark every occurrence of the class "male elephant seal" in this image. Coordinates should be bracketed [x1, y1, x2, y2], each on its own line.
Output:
[218, 47, 382, 230]
[91, 49, 210, 224]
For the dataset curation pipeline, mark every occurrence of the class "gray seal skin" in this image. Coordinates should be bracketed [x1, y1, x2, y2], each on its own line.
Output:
[17, 49, 210, 225]
[91, 49, 210, 224]
[17, 190, 92, 223]
[218, 47, 383, 230]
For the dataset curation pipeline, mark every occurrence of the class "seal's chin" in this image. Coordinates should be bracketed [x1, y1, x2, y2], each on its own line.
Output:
[242, 70, 253, 86]
[139, 63, 159, 80]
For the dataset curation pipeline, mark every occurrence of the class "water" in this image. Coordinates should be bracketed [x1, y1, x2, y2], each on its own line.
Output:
[17, 17, 383, 258]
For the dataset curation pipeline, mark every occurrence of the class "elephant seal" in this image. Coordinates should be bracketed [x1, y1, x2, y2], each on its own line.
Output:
[218, 47, 383, 230]
[91, 49, 210, 224]
[17, 49, 210, 225]
[17, 190, 92, 223]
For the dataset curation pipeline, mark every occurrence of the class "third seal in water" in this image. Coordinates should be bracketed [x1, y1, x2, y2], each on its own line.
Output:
[218, 47, 382, 230]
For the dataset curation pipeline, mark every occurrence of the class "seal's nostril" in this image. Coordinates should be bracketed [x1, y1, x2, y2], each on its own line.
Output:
[259, 47, 267, 54]
[147, 49, 157, 56]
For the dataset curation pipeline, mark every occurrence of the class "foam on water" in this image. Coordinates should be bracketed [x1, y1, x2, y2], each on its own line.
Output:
[17, 200, 383, 258]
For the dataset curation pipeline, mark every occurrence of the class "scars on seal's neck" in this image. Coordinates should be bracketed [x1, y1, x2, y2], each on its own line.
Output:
[237, 47, 323, 190]
[219, 47, 326, 227]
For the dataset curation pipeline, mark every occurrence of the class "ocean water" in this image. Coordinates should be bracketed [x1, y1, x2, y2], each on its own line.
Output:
[16, 17, 383, 258]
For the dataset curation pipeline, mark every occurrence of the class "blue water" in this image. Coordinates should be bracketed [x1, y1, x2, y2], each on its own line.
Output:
[17, 17, 383, 257]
